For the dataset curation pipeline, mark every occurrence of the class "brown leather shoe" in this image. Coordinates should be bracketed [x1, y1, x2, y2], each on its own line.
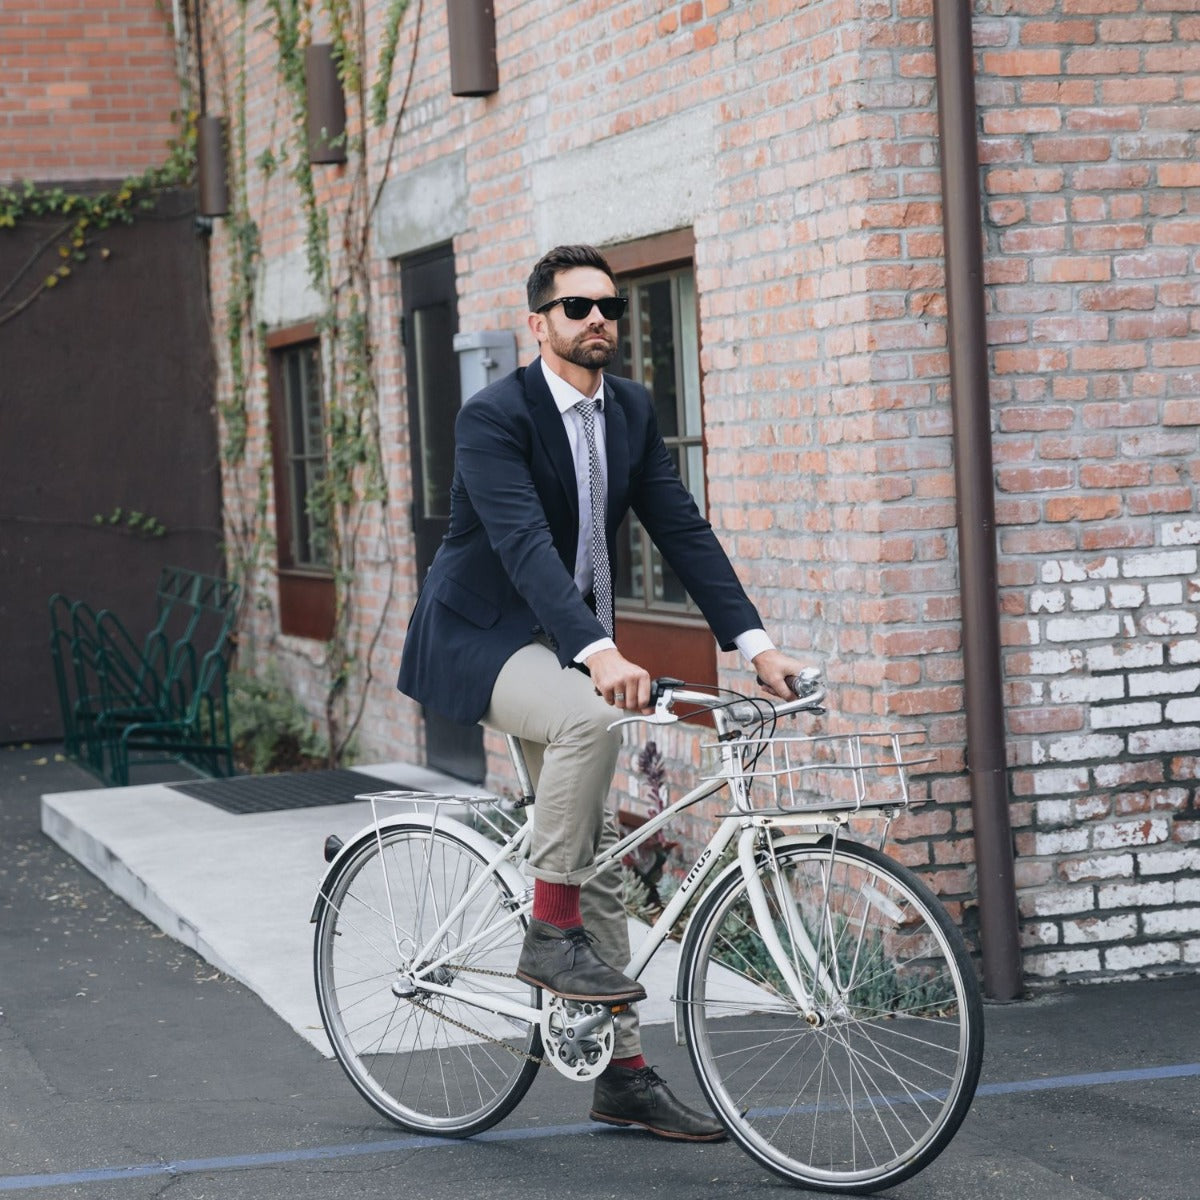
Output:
[516, 921, 647, 1004]
[590, 1065, 727, 1142]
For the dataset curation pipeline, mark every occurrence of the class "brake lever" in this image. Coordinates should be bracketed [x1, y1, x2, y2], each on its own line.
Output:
[606, 691, 680, 731]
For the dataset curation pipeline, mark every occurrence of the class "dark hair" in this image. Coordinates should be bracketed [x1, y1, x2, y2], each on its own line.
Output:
[526, 245, 616, 312]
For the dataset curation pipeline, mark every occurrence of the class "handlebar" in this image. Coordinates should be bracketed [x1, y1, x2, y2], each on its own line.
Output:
[639, 669, 827, 729]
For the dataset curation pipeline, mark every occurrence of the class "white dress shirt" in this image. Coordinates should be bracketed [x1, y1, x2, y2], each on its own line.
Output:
[535, 357, 774, 666]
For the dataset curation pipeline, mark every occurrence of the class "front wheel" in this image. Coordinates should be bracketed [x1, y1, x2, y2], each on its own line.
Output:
[313, 822, 541, 1137]
[680, 838, 983, 1193]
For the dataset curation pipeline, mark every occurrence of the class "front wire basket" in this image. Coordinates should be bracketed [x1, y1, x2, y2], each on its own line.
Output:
[703, 730, 935, 814]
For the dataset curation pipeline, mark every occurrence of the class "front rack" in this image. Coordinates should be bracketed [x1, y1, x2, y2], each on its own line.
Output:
[703, 730, 935, 814]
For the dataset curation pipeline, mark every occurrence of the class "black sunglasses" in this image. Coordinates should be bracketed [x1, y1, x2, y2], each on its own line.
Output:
[537, 295, 628, 321]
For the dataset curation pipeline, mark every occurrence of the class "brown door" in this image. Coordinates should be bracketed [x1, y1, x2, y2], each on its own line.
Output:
[401, 245, 485, 782]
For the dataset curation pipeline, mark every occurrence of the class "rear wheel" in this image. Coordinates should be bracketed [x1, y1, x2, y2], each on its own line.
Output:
[681, 838, 983, 1193]
[314, 823, 540, 1136]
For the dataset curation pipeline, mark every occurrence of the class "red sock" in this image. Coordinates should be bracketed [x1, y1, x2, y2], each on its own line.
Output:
[611, 1054, 647, 1071]
[532, 880, 583, 928]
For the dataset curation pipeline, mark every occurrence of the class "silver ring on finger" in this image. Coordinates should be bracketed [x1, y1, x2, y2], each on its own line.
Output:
[614, 692, 625, 701]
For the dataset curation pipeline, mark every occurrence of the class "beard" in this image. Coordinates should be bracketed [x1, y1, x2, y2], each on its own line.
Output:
[546, 322, 617, 369]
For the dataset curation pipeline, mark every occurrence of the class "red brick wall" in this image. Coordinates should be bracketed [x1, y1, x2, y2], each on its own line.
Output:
[0, 0, 181, 183]
[203, 0, 1200, 983]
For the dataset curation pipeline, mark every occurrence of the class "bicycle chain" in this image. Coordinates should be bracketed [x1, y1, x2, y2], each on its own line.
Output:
[404, 962, 546, 1066]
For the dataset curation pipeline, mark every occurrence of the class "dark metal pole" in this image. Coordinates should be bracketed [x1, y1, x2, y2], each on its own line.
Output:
[932, 0, 1024, 1000]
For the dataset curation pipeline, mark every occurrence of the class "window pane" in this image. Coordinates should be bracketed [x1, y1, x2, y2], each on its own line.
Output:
[636, 279, 679, 437]
[413, 305, 457, 519]
[277, 340, 333, 570]
[612, 260, 703, 617]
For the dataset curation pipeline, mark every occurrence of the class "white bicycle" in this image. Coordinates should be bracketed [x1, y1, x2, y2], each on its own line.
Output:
[311, 672, 983, 1193]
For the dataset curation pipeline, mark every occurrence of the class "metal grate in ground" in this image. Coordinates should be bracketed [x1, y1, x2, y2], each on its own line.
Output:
[168, 769, 409, 815]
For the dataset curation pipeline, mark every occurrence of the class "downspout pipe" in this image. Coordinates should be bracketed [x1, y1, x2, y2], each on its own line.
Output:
[932, 0, 1024, 1001]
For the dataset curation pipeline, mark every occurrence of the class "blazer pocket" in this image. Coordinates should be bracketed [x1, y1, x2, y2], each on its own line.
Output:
[434, 576, 501, 629]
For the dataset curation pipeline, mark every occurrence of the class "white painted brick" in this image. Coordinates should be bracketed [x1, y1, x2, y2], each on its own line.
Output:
[1090, 701, 1161, 729]
[1168, 640, 1200, 665]
[1046, 615, 1121, 643]
[1166, 697, 1200, 724]
[1020, 922, 1061, 947]
[1123, 549, 1198, 578]
[1069, 586, 1106, 612]
[1047, 557, 1118, 584]
[1128, 668, 1200, 697]
[1035, 828, 1091, 855]
[1046, 733, 1125, 762]
[1031, 886, 1097, 916]
[1139, 848, 1200, 875]
[1128, 726, 1200, 754]
[1050, 676, 1125, 704]
[1061, 914, 1138, 944]
[1183, 938, 1200, 965]
[1175, 879, 1200, 904]
[1032, 768, 1090, 796]
[1144, 907, 1200, 935]
[1076, 795, 1112, 821]
[1098, 880, 1175, 908]
[1086, 643, 1163, 672]
[1036, 796, 1074, 822]
[1104, 942, 1180, 971]
[1031, 589, 1066, 614]
[1109, 584, 1145, 609]
[1059, 853, 1134, 882]
[1028, 648, 1085, 675]
[1161, 519, 1200, 546]
[1142, 610, 1199, 636]
[1025, 949, 1102, 976]
[1148, 581, 1184, 606]
[1092, 818, 1171, 850]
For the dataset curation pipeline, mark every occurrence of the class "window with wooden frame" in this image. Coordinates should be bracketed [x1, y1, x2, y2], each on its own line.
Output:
[606, 230, 717, 685]
[266, 324, 335, 641]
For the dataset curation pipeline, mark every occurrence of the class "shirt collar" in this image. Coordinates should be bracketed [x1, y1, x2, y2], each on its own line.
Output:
[538, 356, 605, 415]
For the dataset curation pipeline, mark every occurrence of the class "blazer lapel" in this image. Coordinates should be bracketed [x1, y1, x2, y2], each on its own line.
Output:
[602, 379, 630, 534]
[525, 358, 579, 525]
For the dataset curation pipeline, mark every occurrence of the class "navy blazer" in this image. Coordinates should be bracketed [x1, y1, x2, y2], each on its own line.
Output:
[397, 359, 763, 724]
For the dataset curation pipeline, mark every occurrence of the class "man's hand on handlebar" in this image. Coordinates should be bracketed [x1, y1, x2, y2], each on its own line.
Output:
[586, 647, 653, 712]
[752, 648, 812, 700]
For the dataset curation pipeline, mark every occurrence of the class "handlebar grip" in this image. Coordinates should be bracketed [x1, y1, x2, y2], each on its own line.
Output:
[649, 676, 685, 704]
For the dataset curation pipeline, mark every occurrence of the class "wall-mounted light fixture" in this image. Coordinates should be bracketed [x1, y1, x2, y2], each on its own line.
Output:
[447, 0, 499, 97]
[196, 114, 230, 217]
[305, 43, 348, 163]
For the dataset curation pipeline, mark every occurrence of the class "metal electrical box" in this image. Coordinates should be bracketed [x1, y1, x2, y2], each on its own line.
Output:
[454, 330, 518, 402]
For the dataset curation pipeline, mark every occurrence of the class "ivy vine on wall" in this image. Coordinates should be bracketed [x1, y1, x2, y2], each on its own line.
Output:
[205, 0, 419, 766]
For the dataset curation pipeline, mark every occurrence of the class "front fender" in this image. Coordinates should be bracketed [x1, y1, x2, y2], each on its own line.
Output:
[310, 811, 528, 923]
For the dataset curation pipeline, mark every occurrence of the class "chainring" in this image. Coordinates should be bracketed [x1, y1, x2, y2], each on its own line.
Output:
[539, 995, 615, 1081]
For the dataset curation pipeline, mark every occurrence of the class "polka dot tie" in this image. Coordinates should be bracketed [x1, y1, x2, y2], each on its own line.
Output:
[575, 399, 613, 638]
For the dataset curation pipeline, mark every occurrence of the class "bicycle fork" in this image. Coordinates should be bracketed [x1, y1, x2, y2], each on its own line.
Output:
[735, 827, 847, 1027]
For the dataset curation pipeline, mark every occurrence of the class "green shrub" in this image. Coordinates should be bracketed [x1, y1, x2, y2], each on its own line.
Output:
[228, 666, 329, 774]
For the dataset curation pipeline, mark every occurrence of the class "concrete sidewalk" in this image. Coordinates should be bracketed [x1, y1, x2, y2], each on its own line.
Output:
[37, 752, 684, 1056]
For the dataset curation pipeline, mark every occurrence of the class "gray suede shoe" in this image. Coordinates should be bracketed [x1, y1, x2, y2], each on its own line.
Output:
[515, 920, 647, 1004]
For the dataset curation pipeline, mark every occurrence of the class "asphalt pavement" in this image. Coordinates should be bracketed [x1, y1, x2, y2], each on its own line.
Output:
[2, 742, 1197, 1200]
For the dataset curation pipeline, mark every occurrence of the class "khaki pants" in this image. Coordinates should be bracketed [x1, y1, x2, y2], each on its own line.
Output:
[483, 640, 640, 1056]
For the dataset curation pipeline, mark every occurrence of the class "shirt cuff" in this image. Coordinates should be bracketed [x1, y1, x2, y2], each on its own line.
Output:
[574, 637, 616, 664]
[734, 629, 775, 662]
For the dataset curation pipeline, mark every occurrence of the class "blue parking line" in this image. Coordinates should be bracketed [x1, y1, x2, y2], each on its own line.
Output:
[2, 1063, 1197, 1193]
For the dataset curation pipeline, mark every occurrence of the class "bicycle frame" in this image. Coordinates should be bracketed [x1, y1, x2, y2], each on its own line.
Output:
[367, 693, 850, 1040]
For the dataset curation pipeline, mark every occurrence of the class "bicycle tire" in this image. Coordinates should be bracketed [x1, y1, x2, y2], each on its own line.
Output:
[314, 821, 541, 1136]
[680, 837, 983, 1193]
